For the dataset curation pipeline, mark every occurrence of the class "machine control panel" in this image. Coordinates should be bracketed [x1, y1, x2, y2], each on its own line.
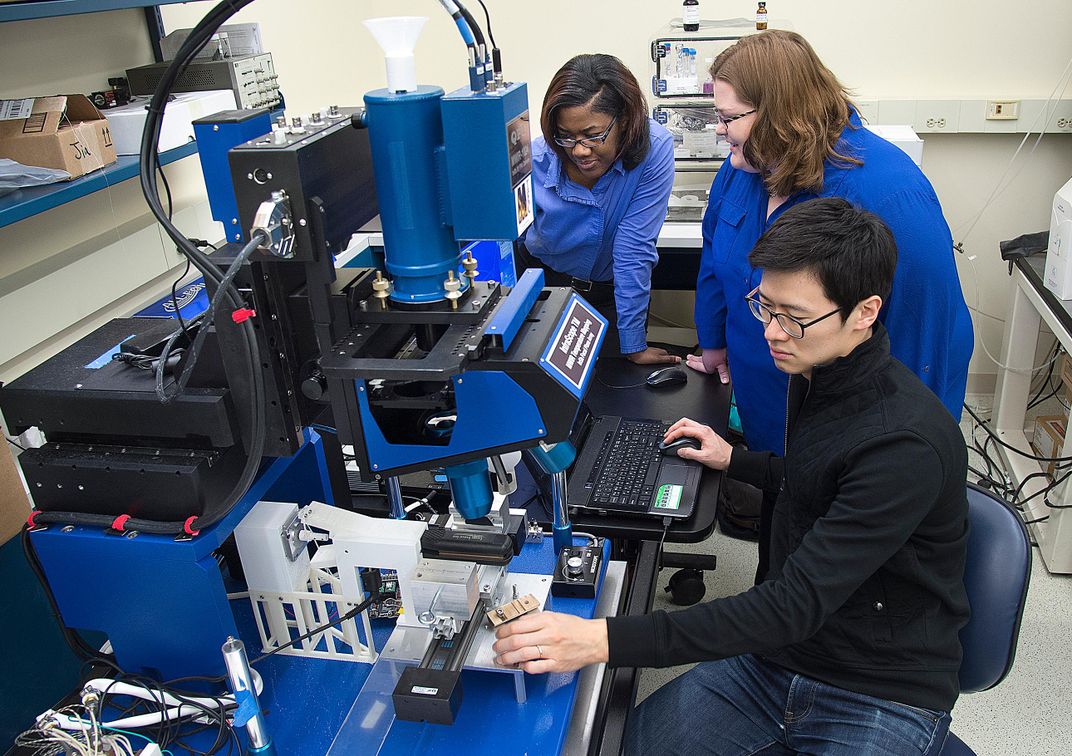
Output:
[551, 543, 602, 598]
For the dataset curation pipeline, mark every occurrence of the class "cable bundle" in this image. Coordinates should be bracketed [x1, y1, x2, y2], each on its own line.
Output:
[15, 663, 256, 755]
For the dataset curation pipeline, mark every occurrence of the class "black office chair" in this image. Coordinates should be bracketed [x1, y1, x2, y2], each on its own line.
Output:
[941, 483, 1032, 754]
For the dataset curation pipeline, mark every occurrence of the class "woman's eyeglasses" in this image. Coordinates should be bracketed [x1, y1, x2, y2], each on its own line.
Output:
[714, 108, 756, 126]
[554, 117, 617, 149]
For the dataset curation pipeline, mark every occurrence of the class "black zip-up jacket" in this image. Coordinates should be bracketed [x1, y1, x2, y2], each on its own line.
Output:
[606, 324, 970, 712]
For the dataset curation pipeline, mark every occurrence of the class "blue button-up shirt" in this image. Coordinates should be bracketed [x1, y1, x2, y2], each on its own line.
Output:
[522, 120, 675, 354]
[695, 113, 974, 454]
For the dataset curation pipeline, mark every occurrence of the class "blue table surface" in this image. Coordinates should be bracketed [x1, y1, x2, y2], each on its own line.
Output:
[169, 536, 608, 755]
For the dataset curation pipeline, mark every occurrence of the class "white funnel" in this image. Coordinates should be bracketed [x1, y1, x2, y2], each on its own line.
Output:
[364, 16, 427, 93]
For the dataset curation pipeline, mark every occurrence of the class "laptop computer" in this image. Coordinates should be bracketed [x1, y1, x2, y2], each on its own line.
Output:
[567, 415, 701, 519]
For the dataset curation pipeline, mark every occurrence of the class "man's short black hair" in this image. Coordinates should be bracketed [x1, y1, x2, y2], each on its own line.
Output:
[748, 197, 897, 319]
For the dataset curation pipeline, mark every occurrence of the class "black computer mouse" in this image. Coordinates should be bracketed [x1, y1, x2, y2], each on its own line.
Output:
[658, 437, 702, 454]
[645, 367, 687, 388]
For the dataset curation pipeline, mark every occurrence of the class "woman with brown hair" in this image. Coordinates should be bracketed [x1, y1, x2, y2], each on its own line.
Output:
[689, 31, 973, 457]
[519, 53, 678, 364]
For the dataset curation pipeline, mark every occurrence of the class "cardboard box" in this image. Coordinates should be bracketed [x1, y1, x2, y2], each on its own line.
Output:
[0, 94, 117, 178]
[1, 438, 31, 547]
[1030, 414, 1066, 477]
[1059, 354, 1072, 403]
[104, 89, 236, 155]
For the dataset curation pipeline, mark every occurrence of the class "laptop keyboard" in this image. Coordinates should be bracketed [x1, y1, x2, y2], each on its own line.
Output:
[587, 419, 671, 511]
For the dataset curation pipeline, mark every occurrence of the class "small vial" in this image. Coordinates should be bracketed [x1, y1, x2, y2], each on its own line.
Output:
[683, 0, 700, 32]
[756, 2, 768, 31]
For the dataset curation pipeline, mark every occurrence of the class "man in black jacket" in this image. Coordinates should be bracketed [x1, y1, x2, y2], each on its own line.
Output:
[493, 197, 970, 755]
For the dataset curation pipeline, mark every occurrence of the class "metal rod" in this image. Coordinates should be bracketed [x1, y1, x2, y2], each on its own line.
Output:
[550, 470, 573, 554]
[221, 636, 272, 752]
[386, 476, 406, 519]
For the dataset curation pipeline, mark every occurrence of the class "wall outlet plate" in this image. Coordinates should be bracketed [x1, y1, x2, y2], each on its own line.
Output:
[986, 100, 1020, 120]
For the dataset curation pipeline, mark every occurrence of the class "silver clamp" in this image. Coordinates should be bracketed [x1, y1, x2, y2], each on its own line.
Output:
[251, 190, 295, 258]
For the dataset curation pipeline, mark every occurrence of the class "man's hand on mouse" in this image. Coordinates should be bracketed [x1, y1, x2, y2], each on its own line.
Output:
[664, 417, 733, 470]
[685, 347, 730, 384]
[626, 347, 682, 365]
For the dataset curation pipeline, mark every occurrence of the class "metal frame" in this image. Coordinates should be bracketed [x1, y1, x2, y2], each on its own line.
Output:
[991, 258, 1072, 573]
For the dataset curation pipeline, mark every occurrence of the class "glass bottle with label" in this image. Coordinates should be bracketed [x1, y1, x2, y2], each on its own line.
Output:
[756, 2, 768, 30]
[683, 0, 700, 32]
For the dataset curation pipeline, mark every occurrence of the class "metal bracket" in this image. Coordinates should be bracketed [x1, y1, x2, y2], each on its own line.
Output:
[280, 509, 306, 562]
[251, 190, 295, 258]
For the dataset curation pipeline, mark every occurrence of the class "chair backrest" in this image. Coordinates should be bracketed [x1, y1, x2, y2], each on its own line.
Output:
[958, 483, 1032, 693]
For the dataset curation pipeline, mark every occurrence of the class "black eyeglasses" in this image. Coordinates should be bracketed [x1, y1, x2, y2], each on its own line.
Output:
[714, 108, 756, 126]
[553, 117, 617, 149]
[745, 286, 841, 339]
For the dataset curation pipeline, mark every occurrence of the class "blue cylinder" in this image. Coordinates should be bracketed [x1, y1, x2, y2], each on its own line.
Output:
[552, 524, 573, 556]
[445, 459, 494, 520]
[363, 86, 465, 304]
[528, 441, 577, 474]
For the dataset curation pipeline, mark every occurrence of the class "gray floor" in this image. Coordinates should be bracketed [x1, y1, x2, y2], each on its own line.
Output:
[635, 394, 1072, 755]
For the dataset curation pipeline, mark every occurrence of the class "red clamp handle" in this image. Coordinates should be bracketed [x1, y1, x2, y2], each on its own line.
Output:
[183, 516, 201, 536]
[26, 510, 40, 528]
[231, 308, 257, 324]
[110, 514, 131, 532]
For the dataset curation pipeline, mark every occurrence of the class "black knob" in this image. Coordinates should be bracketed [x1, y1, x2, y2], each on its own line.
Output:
[301, 373, 327, 401]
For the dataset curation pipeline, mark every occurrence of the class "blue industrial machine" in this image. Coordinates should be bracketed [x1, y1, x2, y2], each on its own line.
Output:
[0, 0, 610, 742]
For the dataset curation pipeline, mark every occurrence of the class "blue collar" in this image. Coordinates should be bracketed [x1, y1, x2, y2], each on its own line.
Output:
[545, 147, 626, 197]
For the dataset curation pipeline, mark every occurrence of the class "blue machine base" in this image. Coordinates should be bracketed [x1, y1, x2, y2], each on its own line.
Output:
[30, 430, 333, 680]
[33, 428, 608, 754]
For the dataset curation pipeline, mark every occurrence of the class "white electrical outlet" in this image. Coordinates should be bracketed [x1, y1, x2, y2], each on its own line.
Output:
[986, 100, 1020, 120]
[1047, 101, 1072, 133]
[913, 100, 959, 133]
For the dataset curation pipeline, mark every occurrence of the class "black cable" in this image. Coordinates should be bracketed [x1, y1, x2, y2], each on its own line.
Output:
[1021, 468, 1072, 508]
[154, 233, 264, 404]
[250, 595, 375, 664]
[3, 0, 272, 536]
[22, 529, 115, 664]
[1025, 340, 1059, 409]
[962, 402, 1072, 462]
[475, 0, 497, 49]
[156, 155, 173, 221]
[170, 255, 193, 339]
[456, 2, 485, 49]
[656, 516, 671, 571]
[6, 435, 25, 451]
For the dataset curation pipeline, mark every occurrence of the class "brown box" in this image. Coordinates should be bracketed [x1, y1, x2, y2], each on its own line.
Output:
[1059, 354, 1072, 403]
[1030, 414, 1066, 477]
[0, 94, 117, 179]
[1, 442, 31, 547]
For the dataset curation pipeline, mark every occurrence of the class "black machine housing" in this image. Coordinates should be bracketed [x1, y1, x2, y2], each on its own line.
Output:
[0, 105, 589, 524]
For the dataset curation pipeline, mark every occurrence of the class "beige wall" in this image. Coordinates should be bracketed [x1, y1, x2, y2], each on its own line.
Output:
[160, 0, 1072, 384]
[0, 10, 218, 385]
[2, 2, 1068, 386]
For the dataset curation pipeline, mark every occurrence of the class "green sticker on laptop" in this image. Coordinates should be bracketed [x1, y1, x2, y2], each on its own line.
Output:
[653, 484, 683, 510]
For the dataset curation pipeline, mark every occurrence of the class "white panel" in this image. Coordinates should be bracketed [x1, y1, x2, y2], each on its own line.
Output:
[855, 99, 880, 124]
[876, 99, 916, 126]
[958, 100, 988, 133]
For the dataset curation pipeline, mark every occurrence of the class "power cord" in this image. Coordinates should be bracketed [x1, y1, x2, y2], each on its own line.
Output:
[657, 516, 671, 571]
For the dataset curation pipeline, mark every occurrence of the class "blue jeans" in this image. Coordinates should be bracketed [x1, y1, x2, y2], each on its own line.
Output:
[626, 655, 951, 755]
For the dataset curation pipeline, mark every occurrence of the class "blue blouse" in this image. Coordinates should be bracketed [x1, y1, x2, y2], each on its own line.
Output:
[522, 120, 675, 353]
[695, 113, 974, 454]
